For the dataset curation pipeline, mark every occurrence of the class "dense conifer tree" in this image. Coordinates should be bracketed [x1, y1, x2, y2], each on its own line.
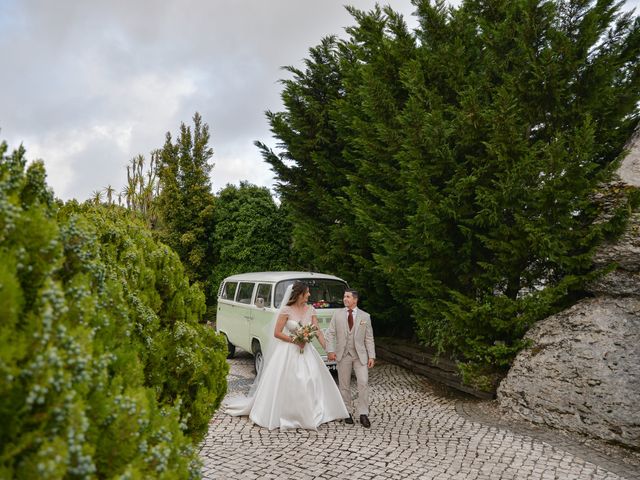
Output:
[257, 37, 348, 271]
[260, 0, 639, 384]
[336, 5, 419, 335]
[258, 32, 413, 333]
[395, 0, 639, 381]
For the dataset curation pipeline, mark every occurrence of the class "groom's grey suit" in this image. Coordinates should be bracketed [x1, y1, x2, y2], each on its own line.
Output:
[326, 307, 376, 416]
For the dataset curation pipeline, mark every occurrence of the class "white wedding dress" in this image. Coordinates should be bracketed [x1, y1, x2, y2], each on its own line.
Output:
[225, 301, 348, 430]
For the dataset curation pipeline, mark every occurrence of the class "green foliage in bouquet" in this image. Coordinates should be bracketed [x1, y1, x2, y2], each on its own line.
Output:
[0, 142, 228, 478]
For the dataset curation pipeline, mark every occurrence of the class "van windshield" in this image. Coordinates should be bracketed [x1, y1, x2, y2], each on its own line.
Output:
[275, 279, 348, 309]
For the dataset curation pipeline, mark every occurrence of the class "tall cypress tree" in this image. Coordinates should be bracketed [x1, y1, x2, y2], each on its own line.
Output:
[259, 0, 639, 381]
[392, 0, 640, 379]
[257, 37, 347, 269]
[156, 113, 216, 299]
[334, 5, 418, 334]
[340, 0, 639, 378]
[258, 28, 413, 333]
[256, 38, 364, 300]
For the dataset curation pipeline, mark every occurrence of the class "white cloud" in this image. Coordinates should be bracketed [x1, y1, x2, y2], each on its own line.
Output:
[212, 140, 275, 193]
[1, 0, 422, 200]
[19, 126, 116, 198]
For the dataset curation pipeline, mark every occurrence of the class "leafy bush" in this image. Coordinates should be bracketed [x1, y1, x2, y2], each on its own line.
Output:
[0, 142, 228, 479]
[210, 182, 292, 298]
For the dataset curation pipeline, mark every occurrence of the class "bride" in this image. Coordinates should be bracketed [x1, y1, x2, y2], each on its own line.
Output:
[225, 281, 348, 430]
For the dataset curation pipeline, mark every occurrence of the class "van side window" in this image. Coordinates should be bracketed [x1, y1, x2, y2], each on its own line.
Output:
[274, 281, 291, 308]
[236, 282, 255, 304]
[221, 282, 237, 300]
[256, 283, 273, 307]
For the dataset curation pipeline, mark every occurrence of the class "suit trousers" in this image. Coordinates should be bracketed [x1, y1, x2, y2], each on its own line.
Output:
[337, 352, 369, 415]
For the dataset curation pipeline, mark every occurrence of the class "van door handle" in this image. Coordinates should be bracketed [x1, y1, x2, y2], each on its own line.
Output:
[244, 315, 252, 320]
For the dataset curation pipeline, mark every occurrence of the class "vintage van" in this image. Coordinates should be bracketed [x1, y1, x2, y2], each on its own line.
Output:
[216, 271, 349, 374]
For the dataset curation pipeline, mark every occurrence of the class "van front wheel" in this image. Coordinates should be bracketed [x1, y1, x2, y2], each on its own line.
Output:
[252, 342, 263, 375]
[224, 334, 235, 359]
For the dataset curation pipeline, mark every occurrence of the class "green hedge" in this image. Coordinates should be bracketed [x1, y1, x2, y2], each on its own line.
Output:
[0, 142, 228, 479]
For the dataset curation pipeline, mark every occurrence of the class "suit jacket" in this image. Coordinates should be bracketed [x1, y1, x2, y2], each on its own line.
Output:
[326, 307, 375, 365]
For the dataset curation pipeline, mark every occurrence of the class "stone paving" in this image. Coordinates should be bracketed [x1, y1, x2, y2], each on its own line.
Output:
[199, 351, 640, 480]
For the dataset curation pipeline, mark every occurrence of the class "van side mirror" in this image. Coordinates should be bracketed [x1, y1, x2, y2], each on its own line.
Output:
[255, 297, 265, 308]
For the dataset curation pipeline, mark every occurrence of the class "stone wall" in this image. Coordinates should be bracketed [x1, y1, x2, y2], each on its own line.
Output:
[497, 130, 640, 449]
[376, 337, 495, 399]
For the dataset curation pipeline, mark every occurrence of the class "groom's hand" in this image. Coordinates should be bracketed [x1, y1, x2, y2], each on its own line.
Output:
[367, 358, 375, 368]
[327, 352, 336, 362]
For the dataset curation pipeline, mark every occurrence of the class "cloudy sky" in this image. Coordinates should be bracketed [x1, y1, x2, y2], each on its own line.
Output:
[1, 0, 638, 201]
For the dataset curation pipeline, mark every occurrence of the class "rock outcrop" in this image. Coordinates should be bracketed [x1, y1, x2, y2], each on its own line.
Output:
[497, 130, 640, 449]
[497, 297, 640, 447]
[590, 207, 640, 297]
[617, 128, 640, 188]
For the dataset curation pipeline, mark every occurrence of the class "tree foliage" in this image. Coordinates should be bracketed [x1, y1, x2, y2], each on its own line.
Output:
[156, 112, 216, 300]
[257, 34, 414, 336]
[0, 141, 228, 478]
[121, 152, 161, 225]
[104, 114, 292, 307]
[260, 0, 640, 383]
[210, 182, 292, 296]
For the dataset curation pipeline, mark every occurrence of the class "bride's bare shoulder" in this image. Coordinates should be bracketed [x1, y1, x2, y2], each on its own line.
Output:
[280, 305, 291, 315]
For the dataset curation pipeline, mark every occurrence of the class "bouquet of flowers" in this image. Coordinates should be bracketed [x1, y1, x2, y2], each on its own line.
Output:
[290, 324, 319, 354]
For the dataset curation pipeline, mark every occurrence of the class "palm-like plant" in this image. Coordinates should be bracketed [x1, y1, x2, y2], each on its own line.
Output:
[91, 190, 103, 205]
[110, 152, 161, 226]
[104, 184, 115, 205]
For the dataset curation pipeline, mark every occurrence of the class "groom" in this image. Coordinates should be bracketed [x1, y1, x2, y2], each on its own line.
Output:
[326, 289, 376, 428]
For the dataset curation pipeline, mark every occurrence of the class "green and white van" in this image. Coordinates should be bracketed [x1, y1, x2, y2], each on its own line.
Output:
[216, 271, 349, 374]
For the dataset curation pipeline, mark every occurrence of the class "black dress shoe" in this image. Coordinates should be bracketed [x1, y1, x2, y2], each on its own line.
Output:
[344, 414, 354, 424]
[360, 414, 371, 428]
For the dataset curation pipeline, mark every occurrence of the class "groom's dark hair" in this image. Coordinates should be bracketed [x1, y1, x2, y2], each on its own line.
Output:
[345, 289, 359, 300]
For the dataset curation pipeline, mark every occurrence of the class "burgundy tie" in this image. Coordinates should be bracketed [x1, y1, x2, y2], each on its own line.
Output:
[348, 309, 354, 330]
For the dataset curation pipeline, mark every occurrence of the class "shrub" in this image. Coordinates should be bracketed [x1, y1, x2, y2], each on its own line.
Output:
[0, 142, 228, 479]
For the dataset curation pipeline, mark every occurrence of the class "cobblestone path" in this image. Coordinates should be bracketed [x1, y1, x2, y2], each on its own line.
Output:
[199, 352, 639, 480]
